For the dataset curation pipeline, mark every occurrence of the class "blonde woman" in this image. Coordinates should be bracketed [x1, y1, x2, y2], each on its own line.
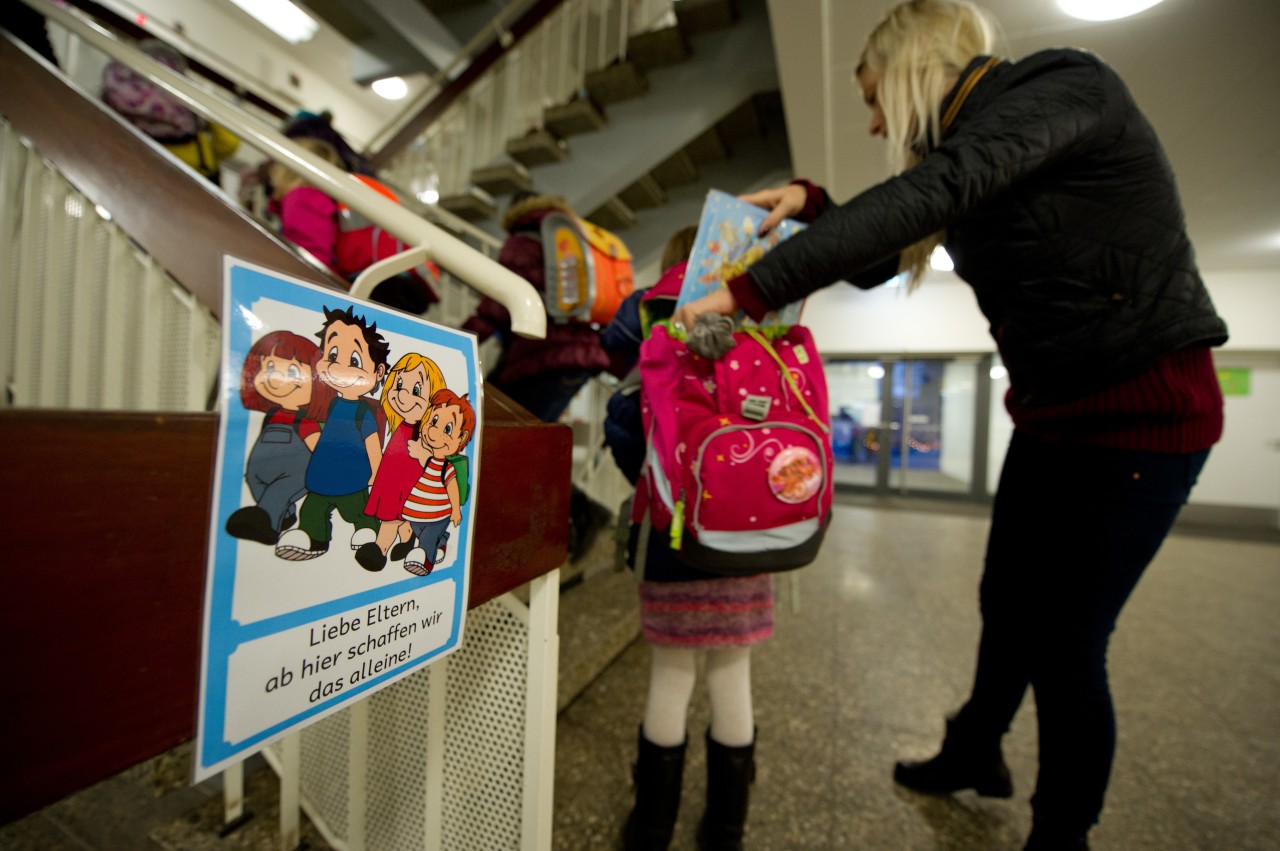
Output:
[676, 2, 1227, 849]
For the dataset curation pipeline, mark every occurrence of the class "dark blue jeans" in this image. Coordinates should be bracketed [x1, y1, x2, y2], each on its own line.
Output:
[955, 430, 1209, 832]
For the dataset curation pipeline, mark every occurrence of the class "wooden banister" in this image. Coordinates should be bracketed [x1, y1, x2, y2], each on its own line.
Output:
[0, 31, 344, 319]
[0, 391, 570, 823]
[0, 39, 573, 823]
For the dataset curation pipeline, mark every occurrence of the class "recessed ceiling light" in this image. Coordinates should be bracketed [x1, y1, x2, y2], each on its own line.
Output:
[372, 76, 409, 100]
[1059, 0, 1167, 22]
[227, 0, 319, 44]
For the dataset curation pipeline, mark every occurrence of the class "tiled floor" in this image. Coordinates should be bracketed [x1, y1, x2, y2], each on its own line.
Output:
[3, 501, 1277, 850]
[552, 501, 1280, 850]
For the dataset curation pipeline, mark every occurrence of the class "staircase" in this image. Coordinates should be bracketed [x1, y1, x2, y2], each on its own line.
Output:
[383, 0, 793, 268]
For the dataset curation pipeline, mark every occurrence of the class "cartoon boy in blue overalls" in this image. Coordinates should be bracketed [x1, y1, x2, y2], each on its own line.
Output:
[276, 305, 389, 564]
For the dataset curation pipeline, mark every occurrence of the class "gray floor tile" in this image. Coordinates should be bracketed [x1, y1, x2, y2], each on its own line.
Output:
[553, 503, 1280, 850]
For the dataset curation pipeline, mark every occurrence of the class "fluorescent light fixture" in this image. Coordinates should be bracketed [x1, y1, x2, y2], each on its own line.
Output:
[867, 365, 886, 380]
[371, 76, 409, 100]
[929, 245, 954, 271]
[416, 188, 440, 204]
[227, 0, 320, 44]
[1058, 0, 1167, 21]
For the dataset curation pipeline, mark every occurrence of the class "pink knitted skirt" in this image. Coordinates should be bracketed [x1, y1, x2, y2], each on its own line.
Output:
[637, 575, 774, 648]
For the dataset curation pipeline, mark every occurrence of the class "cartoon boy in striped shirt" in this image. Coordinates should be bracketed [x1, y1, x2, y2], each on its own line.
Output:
[402, 389, 475, 576]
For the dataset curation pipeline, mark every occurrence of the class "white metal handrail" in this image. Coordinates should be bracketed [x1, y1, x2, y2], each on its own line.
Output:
[21, 0, 546, 340]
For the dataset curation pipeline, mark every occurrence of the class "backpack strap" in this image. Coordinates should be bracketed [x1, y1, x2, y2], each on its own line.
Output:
[743, 328, 829, 434]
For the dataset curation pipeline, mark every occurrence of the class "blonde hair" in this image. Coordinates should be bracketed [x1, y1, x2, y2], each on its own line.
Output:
[381, 353, 447, 432]
[858, 0, 997, 285]
[268, 137, 341, 200]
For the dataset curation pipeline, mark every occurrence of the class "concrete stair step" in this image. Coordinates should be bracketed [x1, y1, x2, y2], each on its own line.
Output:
[544, 96, 608, 137]
[557, 564, 640, 712]
[506, 128, 570, 167]
[584, 61, 649, 105]
[626, 25, 691, 72]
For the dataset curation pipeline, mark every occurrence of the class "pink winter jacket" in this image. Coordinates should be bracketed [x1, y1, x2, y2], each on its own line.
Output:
[277, 186, 340, 272]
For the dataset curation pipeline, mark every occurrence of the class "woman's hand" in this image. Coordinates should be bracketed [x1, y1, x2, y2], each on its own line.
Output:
[672, 287, 738, 334]
[740, 183, 807, 236]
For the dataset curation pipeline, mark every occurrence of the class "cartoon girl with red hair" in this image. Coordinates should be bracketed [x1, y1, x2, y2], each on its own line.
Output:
[225, 330, 328, 544]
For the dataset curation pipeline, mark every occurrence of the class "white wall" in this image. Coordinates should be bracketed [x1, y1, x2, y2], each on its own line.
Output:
[803, 267, 1280, 513]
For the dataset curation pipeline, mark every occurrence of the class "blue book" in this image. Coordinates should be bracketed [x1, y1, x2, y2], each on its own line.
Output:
[676, 189, 808, 327]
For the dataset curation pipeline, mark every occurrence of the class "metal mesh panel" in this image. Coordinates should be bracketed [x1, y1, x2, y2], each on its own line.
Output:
[441, 601, 529, 850]
[263, 596, 532, 850]
[301, 711, 354, 843]
[366, 674, 430, 851]
[0, 118, 219, 413]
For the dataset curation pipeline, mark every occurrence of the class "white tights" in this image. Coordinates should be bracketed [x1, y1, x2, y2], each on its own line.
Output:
[641, 644, 754, 748]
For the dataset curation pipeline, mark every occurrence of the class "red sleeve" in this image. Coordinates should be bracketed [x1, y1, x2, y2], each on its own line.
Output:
[789, 179, 831, 224]
[726, 271, 773, 323]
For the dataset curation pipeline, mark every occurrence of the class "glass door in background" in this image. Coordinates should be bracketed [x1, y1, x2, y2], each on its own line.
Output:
[825, 359, 886, 488]
[825, 356, 994, 498]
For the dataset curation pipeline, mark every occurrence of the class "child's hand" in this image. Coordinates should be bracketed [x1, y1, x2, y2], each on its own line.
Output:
[451, 506, 461, 527]
[407, 437, 429, 463]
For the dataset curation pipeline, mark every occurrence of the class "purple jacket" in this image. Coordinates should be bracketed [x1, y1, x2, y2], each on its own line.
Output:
[463, 194, 611, 385]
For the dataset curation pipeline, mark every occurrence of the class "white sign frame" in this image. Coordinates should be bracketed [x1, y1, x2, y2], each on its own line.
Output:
[195, 258, 482, 781]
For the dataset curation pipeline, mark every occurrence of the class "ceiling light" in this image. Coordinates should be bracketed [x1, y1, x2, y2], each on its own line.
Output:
[929, 245, 954, 271]
[1058, 0, 1167, 22]
[371, 76, 409, 100]
[227, 0, 319, 44]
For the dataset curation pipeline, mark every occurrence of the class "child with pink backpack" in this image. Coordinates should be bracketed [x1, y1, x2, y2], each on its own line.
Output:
[604, 216, 834, 844]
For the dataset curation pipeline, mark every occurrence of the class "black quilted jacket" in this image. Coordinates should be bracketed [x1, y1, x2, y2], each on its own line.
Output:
[744, 49, 1228, 404]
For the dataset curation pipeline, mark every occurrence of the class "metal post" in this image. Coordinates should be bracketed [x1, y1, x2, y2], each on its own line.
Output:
[348, 699, 369, 851]
[425, 662, 449, 851]
[520, 569, 561, 851]
[279, 731, 301, 851]
[223, 762, 245, 827]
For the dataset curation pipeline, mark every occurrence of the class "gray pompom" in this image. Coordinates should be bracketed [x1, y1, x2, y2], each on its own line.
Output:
[686, 313, 738, 359]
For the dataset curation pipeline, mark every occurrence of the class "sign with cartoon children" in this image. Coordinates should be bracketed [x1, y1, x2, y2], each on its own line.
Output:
[195, 258, 481, 781]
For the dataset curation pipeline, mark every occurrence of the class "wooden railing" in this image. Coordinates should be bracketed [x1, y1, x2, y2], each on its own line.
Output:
[0, 28, 572, 823]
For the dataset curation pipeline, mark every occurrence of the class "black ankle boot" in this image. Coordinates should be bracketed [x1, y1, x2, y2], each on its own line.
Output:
[893, 716, 1013, 798]
[622, 729, 686, 851]
[1022, 820, 1090, 850]
[697, 730, 756, 851]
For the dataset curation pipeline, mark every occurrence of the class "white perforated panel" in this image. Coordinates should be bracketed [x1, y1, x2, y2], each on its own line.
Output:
[0, 119, 219, 413]
[441, 601, 529, 850]
[263, 596, 535, 851]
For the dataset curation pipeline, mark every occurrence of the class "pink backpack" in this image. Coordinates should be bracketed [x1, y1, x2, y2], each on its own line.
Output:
[632, 324, 833, 574]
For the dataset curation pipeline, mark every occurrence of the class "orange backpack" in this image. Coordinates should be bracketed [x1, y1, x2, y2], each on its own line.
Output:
[540, 211, 634, 326]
